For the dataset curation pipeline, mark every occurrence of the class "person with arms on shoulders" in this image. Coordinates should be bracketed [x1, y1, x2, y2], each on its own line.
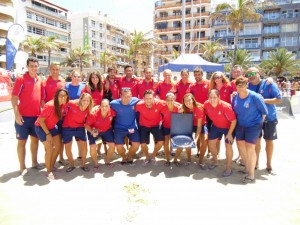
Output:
[135, 90, 165, 164]
[204, 89, 236, 176]
[104, 66, 119, 101]
[81, 71, 104, 106]
[62, 93, 93, 172]
[35, 89, 69, 179]
[247, 67, 282, 174]
[232, 77, 268, 183]
[110, 88, 140, 166]
[209, 71, 233, 104]
[85, 99, 116, 171]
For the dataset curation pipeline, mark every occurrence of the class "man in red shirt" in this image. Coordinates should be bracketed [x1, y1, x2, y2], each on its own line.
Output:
[156, 69, 176, 100]
[175, 69, 191, 103]
[137, 67, 157, 99]
[135, 90, 165, 163]
[11, 57, 43, 176]
[41, 62, 65, 106]
[118, 65, 139, 97]
[104, 66, 120, 100]
[230, 65, 244, 92]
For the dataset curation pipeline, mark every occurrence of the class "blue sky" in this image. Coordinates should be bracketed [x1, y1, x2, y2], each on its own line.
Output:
[50, 0, 157, 32]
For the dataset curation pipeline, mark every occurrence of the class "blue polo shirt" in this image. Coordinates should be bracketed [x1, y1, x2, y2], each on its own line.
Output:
[248, 79, 282, 121]
[65, 82, 85, 100]
[232, 90, 268, 127]
[110, 97, 140, 130]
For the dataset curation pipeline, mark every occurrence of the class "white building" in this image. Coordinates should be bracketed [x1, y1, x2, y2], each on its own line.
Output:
[69, 10, 130, 73]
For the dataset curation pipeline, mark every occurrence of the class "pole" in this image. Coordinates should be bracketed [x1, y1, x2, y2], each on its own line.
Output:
[181, 0, 186, 54]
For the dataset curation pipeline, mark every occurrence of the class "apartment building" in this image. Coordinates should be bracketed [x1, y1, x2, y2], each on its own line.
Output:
[0, 0, 14, 69]
[12, 0, 70, 73]
[69, 11, 130, 73]
[262, 0, 300, 60]
[154, 0, 212, 67]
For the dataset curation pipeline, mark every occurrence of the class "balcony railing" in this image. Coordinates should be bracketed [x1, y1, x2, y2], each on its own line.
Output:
[31, 4, 67, 19]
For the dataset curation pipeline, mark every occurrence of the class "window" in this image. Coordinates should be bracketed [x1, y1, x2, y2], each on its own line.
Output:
[91, 20, 96, 28]
[264, 11, 280, 20]
[281, 37, 298, 46]
[46, 18, 57, 27]
[263, 37, 279, 47]
[36, 15, 45, 23]
[27, 11, 32, 19]
[173, 21, 181, 28]
[263, 25, 280, 33]
[36, 55, 46, 61]
[173, 33, 181, 40]
[92, 41, 96, 48]
[60, 23, 67, 30]
[92, 31, 96, 38]
[174, 10, 181, 16]
[160, 35, 168, 40]
[281, 23, 298, 32]
[245, 39, 259, 48]
[27, 26, 45, 36]
[156, 22, 168, 29]
[99, 23, 103, 29]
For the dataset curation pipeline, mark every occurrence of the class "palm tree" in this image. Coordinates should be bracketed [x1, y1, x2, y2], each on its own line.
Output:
[73, 47, 92, 72]
[41, 36, 62, 68]
[260, 48, 300, 77]
[125, 30, 160, 73]
[200, 39, 227, 63]
[210, 0, 264, 67]
[21, 36, 44, 57]
[61, 48, 91, 71]
[226, 49, 254, 70]
[97, 50, 118, 73]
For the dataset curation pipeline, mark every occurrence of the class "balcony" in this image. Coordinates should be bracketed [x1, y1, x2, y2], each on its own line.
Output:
[263, 29, 280, 36]
[0, 19, 13, 31]
[155, 12, 210, 22]
[244, 43, 261, 49]
[155, 0, 211, 10]
[0, 4, 14, 18]
[31, 4, 67, 19]
[262, 43, 280, 49]
[156, 24, 210, 32]
[263, 15, 280, 23]
[161, 36, 209, 44]
[240, 30, 261, 36]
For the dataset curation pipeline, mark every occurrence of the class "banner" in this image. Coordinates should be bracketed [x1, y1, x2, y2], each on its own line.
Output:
[6, 24, 25, 70]
[0, 69, 11, 102]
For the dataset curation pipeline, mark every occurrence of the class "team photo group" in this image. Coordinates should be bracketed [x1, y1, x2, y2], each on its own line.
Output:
[11, 57, 282, 183]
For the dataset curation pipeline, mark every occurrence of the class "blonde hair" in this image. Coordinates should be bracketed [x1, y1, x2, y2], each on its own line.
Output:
[209, 71, 230, 93]
[78, 93, 94, 113]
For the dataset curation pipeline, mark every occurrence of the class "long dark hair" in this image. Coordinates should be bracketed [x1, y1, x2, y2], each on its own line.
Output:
[88, 71, 103, 92]
[54, 88, 69, 119]
[182, 93, 202, 113]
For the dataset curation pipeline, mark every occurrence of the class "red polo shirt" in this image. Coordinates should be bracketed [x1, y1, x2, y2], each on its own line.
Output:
[190, 80, 210, 104]
[12, 72, 42, 117]
[161, 103, 181, 128]
[104, 79, 119, 100]
[86, 106, 116, 132]
[35, 100, 66, 130]
[204, 100, 236, 129]
[175, 79, 191, 103]
[219, 83, 233, 104]
[118, 76, 140, 97]
[156, 81, 176, 100]
[81, 86, 103, 106]
[186, 106, 204, 126]
[63, 100, 89, 128]
[137, 79, 157, 99]
[41, 76, 65, 103]
[135, 99, 165, 127]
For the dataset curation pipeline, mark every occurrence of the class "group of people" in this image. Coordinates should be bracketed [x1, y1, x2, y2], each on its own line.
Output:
[11, 57, 282, 183]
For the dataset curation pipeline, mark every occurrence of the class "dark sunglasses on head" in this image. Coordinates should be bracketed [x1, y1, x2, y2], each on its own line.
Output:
[245, 71, 257, 78]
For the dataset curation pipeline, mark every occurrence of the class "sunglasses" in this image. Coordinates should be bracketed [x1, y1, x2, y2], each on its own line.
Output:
[214, 76, 222, 80]
[245, 71, 257, 78]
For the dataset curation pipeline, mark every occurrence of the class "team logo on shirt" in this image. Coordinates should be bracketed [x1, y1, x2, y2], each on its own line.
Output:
[155, 109, 158, 112]
[245, 103, 250, 108]
[218, 111, 221, 115]
[132, 106, 135, 110]
[260, 90, 264, 94]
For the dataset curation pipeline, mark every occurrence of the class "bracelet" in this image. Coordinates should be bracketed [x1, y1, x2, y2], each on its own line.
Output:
[46, 133, 50, 135]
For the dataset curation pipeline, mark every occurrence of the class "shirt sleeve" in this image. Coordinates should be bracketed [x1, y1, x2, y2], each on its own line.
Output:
[11, 76, 24, 96]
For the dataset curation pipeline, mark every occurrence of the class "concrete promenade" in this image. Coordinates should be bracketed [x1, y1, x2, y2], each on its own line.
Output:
[0, 104, 299, 225]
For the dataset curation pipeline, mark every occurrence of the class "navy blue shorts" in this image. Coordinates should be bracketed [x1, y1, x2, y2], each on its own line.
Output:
[259, 119, 278, 140]
[15, 116, 38, 140]
[35, 125, 61, 142]
[139, 126, 164, 144]
[193, 124, 208, 134]
[114, 128, 140, 145]
[62, 127, 86, 144]
[235, 123, 262, 144]
[87, 128, 114, 145]
[162, 127, 170, 136]
[208, 124, 235, 144]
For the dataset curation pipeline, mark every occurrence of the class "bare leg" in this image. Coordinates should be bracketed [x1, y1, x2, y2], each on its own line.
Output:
[127, 142, 140, 161]
[163, 135, 170, 162]
[225, 143, 233, 173]
[104, 143, 115, 164]
[237, 140, 249, 173]
[79, 140, 88, 168]
[30, 135, 39, 166]
[65, 142, 74, 167]
[50, 135, 62, 169]
[246, 142, 256, 179]
[150, 141, 164, 159]
[173, 148, 183, 162]
[208, 139, 218, 165]
[116, 145, 127, 162]
[17, 139, 27, 172]
[186, 148, 192, 162]
[89, 144, 99, 167]
[265, 140, 274, 169]
[255, 138, 262, 169]
[199, 134, 208, 164]
[141, 143, 150, 161]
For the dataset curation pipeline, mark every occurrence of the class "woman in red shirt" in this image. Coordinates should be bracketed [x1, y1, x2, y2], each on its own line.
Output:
[209, 71, 233, 104]
[62, 93, 93, 173]
[173, 93, 203, 166]
[35, 89, 69, 179]
[161, 92, 181, 166]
